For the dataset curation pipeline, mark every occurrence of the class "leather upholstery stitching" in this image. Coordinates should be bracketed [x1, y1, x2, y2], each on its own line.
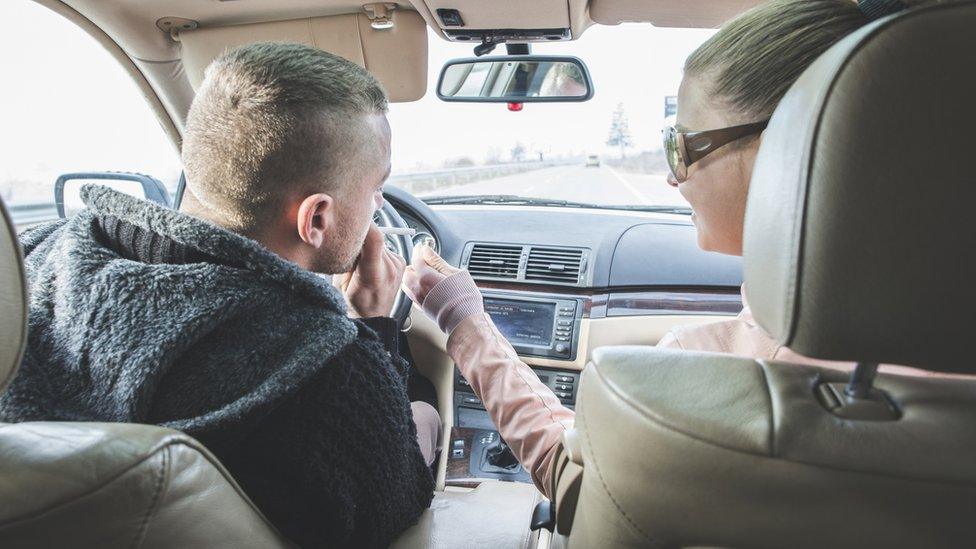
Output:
[591, 357, 976, 486]
[356, 13, 368, 69]
[0, 432, 185, 528]
[0, 433, 284, 534]
[517, 489, 541, 548]
[595, 357, 771, 457]
[782, 121, 806, 347]
[0, 198, 27, 393]
[756, 360, 777, 458]
[132, 445, 169, 548]
[578, 383, 663, 548]
[306, 18, 316, 48]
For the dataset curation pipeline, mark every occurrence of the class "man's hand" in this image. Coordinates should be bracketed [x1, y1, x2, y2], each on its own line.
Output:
[402, 243, 462, 305]
[334, 224, 406, 318]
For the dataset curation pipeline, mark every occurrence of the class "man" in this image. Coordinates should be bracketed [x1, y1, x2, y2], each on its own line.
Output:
[1, 42, 438, 547]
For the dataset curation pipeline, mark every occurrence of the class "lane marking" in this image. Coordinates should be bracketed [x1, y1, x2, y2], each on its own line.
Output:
[526, 165, 577, 194]
[606, 166, 653, 205]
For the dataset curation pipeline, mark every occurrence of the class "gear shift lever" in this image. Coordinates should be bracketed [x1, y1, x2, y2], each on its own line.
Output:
[485, 438, 519, 470]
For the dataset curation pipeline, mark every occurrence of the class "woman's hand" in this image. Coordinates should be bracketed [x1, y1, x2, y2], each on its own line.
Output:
[403, 244, 484, 334]
[402, 244, 460, 304]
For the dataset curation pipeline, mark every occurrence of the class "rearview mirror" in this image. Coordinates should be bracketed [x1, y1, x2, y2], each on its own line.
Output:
[54, 172, 171, 219]
[437, 55, 593, 103]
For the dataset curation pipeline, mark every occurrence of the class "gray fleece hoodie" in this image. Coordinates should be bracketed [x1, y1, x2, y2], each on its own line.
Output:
[0, 185, 434, 548]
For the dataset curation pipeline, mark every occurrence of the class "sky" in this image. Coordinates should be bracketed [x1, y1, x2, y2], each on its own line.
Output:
[388, 24, 714, 171]
[0, 0, 713, 204]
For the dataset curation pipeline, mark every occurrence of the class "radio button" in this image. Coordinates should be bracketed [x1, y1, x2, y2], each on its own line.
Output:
[556, 336, 570, 342]
[557, 320, 572, 327]
[556, 375, 574, 383]
[556, 383, 573, 392]
[556, 391, 572, 400]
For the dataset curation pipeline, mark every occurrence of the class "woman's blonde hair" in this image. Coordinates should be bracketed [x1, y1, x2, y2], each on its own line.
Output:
[685, 0, 929, 121]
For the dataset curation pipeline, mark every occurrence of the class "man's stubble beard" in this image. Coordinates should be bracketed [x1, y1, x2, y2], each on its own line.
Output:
[308, 211, 367, 275]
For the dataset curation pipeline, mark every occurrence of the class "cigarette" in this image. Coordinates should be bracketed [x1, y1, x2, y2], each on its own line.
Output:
[378, 227, 417, 237]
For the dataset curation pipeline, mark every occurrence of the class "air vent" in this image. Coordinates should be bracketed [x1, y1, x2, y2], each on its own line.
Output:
[466, 243, 522, 279]
[525, 247, 584, 283]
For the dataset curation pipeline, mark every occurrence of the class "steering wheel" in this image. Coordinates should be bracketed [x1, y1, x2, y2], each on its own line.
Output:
[374, 197, 414, 325]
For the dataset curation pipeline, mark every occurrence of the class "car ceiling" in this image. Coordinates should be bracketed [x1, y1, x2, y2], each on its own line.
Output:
[32, 0, 761, 148]
[44, 0, 761, 62]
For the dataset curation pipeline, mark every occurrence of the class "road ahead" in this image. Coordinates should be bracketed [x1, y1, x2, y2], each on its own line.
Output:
[414, 164, 687, 207]
[8, 164, 685, 230]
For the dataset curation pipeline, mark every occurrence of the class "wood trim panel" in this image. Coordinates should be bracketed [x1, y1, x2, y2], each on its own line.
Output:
[446, 427, 479, 482]
[606, 290, 742, 317]
[475, 282, 741, 318]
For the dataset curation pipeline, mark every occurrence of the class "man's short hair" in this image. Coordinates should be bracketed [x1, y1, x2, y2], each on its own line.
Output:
[182, 42, 389, 233]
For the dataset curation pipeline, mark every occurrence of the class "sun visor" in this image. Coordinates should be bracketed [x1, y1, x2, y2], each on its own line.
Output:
[412, 0, 590, 42]
[178, 11, 428, 102]
[589, 0, 761, 28]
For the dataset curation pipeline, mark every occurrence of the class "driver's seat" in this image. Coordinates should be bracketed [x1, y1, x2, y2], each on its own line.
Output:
[0, 204, 292, 547]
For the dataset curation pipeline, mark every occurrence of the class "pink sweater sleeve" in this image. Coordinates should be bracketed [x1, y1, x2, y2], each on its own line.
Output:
[420, 271, 486, 334]
[420, 271, 575, 497]
[447, 314, 575, 498]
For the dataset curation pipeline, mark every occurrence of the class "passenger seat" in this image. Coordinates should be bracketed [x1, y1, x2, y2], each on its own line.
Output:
[551, 2, 976, 547]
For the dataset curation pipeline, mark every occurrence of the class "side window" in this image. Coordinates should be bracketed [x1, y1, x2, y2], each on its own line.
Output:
[0, 2, 182, 229]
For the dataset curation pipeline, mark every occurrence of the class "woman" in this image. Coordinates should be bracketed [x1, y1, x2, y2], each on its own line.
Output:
[403, 0, 929, 499]
[655, 0, 942, 376]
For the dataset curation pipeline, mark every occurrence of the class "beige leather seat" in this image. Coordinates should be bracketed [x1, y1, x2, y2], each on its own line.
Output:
[0, 202, 541, 548]
[0, 201, 293, 547]
[554, 2, 976, 547]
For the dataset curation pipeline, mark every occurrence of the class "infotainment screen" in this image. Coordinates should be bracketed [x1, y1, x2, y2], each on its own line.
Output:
[483, 298, 556, 348]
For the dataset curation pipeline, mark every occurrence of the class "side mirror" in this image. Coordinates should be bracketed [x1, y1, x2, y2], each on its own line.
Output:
[437, 55, 593, 103]
[54, 172, 171, 219]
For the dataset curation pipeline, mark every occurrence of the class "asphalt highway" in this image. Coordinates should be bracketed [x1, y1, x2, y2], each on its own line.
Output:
[416, 164, 687, 208]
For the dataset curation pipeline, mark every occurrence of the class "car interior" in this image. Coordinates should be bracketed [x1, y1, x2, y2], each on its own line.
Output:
[2, 0, 975, 547]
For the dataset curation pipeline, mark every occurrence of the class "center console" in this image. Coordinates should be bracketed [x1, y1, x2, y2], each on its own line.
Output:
[447, 291, 584, 485]
[481, 291, 584, 360]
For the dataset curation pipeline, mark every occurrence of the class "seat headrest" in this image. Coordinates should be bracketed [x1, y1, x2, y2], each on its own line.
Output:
[0, 197, 27, 392]
[744, 1, 976, 374]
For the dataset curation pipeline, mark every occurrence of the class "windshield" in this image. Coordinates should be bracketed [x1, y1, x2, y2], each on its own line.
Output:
[387, 24, 715, 210]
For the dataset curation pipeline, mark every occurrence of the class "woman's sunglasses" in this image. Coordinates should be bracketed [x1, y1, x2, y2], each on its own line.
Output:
[663, 120, 769, 183]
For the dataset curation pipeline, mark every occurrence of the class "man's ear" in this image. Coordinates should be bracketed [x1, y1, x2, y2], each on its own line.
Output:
[296, 193, 335, 248]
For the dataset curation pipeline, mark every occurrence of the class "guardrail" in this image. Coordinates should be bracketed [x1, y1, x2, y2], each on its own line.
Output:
[6, 161, 568, 229]
[8, 203, 59, 229]
[388, 161, 567, 194]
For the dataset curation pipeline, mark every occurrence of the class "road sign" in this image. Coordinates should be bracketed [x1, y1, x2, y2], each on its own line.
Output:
[665, 96, 677, 117]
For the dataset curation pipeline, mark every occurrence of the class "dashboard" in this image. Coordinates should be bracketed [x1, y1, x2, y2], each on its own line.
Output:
[394, 194, 744, 365]
[385, 186, 744, 484]
[388, 185, 742, 301]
